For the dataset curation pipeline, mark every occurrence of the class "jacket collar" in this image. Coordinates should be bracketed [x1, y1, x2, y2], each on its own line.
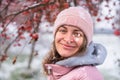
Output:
[45, 64, 73, 79]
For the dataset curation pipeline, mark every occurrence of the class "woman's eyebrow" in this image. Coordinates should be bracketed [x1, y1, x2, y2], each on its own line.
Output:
[74, 29, 82, 32]
[59, 26, 67, 29]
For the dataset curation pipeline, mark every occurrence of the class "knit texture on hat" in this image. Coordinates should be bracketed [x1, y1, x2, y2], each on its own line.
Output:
[53, 7, 93, 45]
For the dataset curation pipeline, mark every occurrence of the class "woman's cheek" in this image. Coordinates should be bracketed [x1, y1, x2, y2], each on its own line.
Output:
[74, 38, 80, 42]
[74, 38, 84, 46]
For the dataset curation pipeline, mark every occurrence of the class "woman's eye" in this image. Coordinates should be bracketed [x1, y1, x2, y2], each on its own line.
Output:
[73, 32, 83, 37]
[58, 29, 67, 33]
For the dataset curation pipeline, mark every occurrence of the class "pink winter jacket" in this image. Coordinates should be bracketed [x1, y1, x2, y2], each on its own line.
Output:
[45, 64, 104, 80]
[45, 43, 106, 80]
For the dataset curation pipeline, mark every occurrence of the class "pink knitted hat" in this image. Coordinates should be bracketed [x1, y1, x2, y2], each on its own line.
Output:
[53, 7, 93, 45]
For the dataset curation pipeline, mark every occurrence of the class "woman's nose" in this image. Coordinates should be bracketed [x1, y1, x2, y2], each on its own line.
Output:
[64, 33, 74, 43]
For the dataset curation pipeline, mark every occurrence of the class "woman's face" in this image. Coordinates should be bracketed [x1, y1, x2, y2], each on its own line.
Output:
[55, 25, 84, 57]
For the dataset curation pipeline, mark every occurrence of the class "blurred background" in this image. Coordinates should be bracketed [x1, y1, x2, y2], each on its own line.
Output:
[0, 0, 120, 80]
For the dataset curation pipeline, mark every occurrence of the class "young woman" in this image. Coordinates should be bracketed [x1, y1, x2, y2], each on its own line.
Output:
[43, 6, 107, 80]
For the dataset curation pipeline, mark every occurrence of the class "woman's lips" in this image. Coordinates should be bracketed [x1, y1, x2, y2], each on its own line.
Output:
[62, 44, 76, 50]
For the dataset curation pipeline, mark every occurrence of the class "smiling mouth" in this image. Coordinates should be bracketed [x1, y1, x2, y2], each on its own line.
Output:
[62, 44, 76, 50]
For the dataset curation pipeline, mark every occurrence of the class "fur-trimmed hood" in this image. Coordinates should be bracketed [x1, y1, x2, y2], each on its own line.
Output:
[55, 42, 107, 67]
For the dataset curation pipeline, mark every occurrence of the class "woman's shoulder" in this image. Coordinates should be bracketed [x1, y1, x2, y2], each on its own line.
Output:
[70, 66, 104, 80]
[71, 65, 97, 73]
[76, 65, 98, 71]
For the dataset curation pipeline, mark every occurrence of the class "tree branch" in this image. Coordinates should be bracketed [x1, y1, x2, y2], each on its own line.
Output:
[3, 0, 56, 20]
